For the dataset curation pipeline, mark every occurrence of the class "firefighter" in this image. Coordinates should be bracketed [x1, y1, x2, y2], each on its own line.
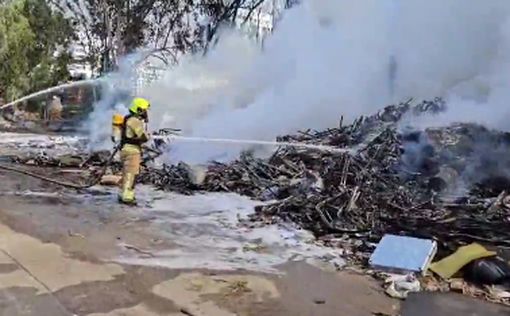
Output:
[48, 94, 63, 121]
[118, 97, 150, 204]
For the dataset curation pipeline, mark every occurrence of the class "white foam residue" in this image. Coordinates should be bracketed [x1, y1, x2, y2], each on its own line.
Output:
[116, 191, 344, 273]
[0, 132, 81, 143]
[0, 132, 86, 155]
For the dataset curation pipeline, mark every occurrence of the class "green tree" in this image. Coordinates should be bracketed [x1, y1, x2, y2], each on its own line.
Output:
[0, 0, 34, 100]
[0, 0, 75, 101]
[22, 0, 75, 92]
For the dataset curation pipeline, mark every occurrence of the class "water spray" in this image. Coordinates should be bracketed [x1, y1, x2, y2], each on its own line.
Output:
[0, 79, 102, 110]
[153, 135, 351, 154]
[0, 47, 164, 111]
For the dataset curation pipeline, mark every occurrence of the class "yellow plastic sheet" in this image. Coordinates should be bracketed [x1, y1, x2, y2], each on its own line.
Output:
[429, 243, 496, 279]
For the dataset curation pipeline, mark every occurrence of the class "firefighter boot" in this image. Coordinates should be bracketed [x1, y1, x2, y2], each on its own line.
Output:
[119, 172, 136, 205]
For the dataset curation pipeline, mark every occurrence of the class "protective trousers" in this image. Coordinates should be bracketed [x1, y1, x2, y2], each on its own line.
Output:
[119, 148, 141, 204]
[49, 108, 62, 121]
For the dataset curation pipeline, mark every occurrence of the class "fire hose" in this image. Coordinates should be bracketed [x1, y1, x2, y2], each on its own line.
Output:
[0, 131, 347, 190]
[0, 145, 120, 190]
[0, 131, 170, 190]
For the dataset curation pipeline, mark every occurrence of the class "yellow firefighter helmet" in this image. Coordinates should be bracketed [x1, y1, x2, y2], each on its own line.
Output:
[129, 97, 150, 114]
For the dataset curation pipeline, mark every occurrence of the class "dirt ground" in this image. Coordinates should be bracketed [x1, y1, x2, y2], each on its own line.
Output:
[0, 167, 508, 316]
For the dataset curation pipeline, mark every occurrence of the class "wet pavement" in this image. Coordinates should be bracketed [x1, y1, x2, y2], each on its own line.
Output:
[0, 179, 396, 316]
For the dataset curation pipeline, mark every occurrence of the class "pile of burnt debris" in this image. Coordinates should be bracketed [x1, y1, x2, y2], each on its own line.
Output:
[140, 98, 510, 256]
[9, 98, 510, 256]
[10, 150, 114, 169]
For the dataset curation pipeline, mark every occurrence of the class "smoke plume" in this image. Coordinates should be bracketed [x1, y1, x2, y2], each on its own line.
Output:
[85, 54, 141, 150]
[89, 0, 510, 163]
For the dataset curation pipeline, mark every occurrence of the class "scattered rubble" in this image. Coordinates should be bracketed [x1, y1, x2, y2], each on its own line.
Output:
[421, 275, 510, 306]
[10, 150, 117, 169]
[384, 274, 421, 299]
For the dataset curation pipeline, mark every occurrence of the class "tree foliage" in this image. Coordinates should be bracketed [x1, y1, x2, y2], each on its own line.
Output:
[0, 0, 75, 101]
[0, 1, 34, 100]
[53, 0, 271, 72]
[22, 0, 75, 92]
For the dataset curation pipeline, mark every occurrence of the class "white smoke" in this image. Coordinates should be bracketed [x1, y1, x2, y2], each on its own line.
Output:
[398, 6, 510, 131]
[86, 53, 142, 150]
[147, 1, 395, 163]
[88, 0, 510, 163]
[144, 31, 260, 133]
